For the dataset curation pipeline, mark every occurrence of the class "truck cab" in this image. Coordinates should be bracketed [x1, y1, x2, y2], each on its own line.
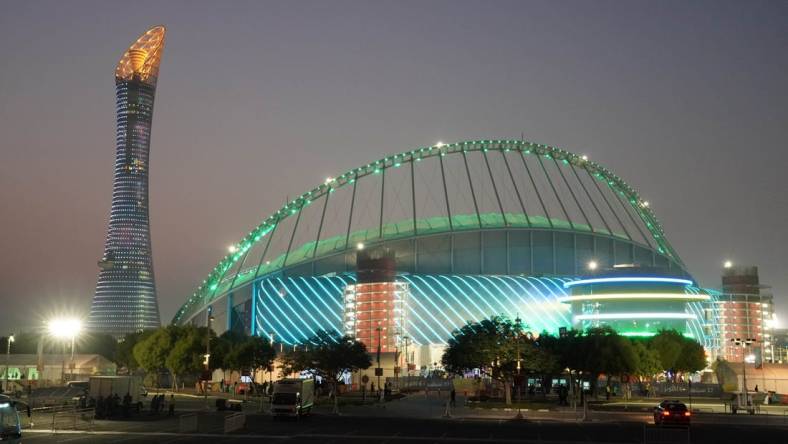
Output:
[271, 379, 314, 418]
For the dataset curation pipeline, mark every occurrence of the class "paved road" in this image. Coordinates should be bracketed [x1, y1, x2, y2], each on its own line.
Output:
[19, 412, 788, 444]
[17, 392, 788, 443]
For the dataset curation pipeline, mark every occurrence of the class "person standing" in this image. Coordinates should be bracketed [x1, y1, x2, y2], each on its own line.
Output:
[168, 394, 175, 416]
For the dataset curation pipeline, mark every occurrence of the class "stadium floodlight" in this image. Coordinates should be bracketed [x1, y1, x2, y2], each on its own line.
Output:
[47, 318, 82, 340]
[48, 317, 82, 383]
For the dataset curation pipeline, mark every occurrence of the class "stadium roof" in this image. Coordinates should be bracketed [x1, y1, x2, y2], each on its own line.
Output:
[174, 139, 682, 324]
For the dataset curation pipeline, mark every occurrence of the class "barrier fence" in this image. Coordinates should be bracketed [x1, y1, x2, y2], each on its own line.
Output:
[39, 406, 95, 432]
[224, 412, 246, 433]
[179, 413, 198, 433]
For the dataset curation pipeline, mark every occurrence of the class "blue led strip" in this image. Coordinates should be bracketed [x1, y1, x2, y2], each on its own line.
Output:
[419, 275, 482, 325]
[564, 277, 694, 288]
[419, 276, 482, 335]
[428, 275, 488, 322]
[408, 275, 470, 327]
[486, 276, 563, 331]
[405, 276, 462, 332]
[260, 280, 307, 343]
[466, 275, 520, 320]
[400, 276, 453, 344]
[504, 276, 570, 332]
[308, 276, 345, 311]
[257, 282, 300, 344]
[290, 277, 342, 326]
[272, 278, 322, 341]
[517, 276, 573, 327]
[451, 276, 503, 319]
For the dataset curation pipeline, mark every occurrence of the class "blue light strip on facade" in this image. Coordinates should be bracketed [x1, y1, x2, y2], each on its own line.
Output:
[250, 273, 711, 346]
[564, 277, 694, 288]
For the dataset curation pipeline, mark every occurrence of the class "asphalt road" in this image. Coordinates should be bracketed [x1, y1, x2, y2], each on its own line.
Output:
[19, 413, 788, 444]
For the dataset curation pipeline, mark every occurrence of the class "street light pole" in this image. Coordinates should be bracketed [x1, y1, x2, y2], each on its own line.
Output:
[376, 323, 382, 402]
[514, 317, 523, 419]
[4, 334, 14, 393]
[732, 337, 756, 408]
[70, 334, 76, 382]
[204, 308, 214, 407]
[403, 336, 410, 377]
[269, 332, 275, 388]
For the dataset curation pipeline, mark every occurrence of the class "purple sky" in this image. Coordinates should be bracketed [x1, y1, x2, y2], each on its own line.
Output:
[1, 0, 786, 332]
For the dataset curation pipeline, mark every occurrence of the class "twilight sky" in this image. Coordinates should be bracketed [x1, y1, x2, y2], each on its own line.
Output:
[1, 0, 786, 333]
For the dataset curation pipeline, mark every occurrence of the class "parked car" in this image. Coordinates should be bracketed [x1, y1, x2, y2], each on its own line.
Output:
[653, 400, 691, 426]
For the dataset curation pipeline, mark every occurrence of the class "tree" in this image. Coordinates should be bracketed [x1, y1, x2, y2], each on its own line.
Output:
[441, 316, 554, 404]
[281, 330, 371, 413]
[578, 327, 638, 395]
[133, 327, 175, 389]
[209, 331, 244, 376]
[650, 329, 684, 373]
[674, 337, 706, 374]
[224, 335, 275, 392]
[631, 340, 662, 380]
[115, 330, 153, 373]
[165, 326, 207, 390]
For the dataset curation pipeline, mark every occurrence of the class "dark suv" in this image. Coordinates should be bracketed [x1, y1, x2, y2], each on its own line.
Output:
[653, 400, 691, 425]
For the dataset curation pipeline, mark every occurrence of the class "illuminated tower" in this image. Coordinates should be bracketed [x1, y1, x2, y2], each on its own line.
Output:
[87, 26, 166, 337]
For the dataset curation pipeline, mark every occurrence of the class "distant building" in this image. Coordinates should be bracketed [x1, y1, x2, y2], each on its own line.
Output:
[87, 26, 166, 337]
[773, 328, 788, 364]
[716, 265, 775, 363]
[0, 354, 116, 390]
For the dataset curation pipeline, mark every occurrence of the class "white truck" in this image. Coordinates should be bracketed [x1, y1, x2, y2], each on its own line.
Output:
[271, 378, 314, 418]
[89, 376, 145, 404]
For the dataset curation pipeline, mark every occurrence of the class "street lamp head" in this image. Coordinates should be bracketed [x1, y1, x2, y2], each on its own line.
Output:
[47, 318, 82, 340]
[723, 260, 733, 269]
[587, 260, 598, 271]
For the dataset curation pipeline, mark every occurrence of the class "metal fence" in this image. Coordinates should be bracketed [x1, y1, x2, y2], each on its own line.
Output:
[224, 412, 246, 433]
[179, 413, 198, 433]
[37, 405, 95, 432]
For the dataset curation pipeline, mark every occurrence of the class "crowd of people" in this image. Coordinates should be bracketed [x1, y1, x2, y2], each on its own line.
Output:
[84, 392, 174, 419]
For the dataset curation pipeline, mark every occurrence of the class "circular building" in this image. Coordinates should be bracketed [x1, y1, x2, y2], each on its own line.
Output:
[173, 139, 712, 361]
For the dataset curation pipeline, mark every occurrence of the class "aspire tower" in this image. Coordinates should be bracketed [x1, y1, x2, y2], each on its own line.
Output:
[87, 26, 166, 337]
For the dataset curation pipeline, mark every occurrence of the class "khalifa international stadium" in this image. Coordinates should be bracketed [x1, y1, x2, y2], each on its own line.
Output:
[173, 139, 718, 365]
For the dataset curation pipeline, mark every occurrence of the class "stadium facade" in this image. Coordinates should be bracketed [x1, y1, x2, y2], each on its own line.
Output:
[87, 26, 166, 337]
[173, 139, 718, 365]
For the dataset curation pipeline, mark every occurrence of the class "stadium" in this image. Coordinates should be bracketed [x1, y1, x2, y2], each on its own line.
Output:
[173, 139, 717, 367]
